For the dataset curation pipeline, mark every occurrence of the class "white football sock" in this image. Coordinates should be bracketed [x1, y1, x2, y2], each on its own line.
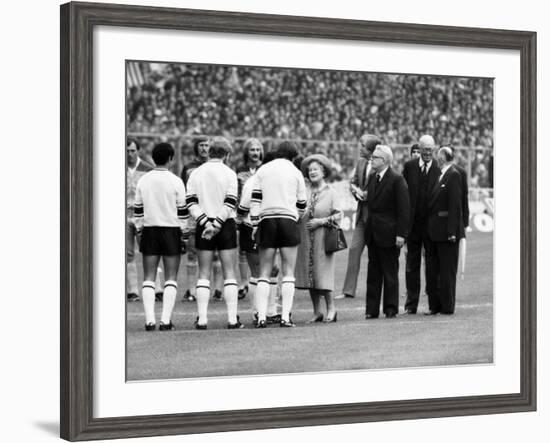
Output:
[267, 278, 279, 316]
[224, 279, 239, 324]
[142, 280, 156, 325]
[249, 277, 258, 313]
[255, 278, 270, 322]
[281, 277, 296, 322]
[160, 280, 177, 325]
[196, 279, 210, 325]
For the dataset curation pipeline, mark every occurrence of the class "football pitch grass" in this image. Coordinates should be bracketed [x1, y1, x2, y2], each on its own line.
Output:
[126, 231, 493, 381]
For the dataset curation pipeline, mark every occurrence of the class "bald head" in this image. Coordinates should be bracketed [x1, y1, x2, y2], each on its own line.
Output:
[419, 135, 435, 148]
[418, 134, 436, 163]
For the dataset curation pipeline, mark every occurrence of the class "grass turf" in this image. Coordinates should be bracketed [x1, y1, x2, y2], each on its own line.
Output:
[126, 231, 493, 380]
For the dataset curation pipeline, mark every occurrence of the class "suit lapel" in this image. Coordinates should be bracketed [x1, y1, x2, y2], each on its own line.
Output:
[373, 168, 391, 200]
[430, 167, 449, 205]
[358, 159, 368, 189]
[411, 159, 420, 186]
[427, 162, 439, 193]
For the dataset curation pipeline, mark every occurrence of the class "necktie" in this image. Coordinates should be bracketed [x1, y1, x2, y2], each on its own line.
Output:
[374, 173, 381, 191]
[421, 164, 427, 175]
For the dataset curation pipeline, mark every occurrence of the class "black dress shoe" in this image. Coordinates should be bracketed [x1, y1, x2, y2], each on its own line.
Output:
[365, 314, 378, 319]
[212, 289, 223, 301]
[424, 310, 439, 316]
[385, 312, 397, 319]
[255, 319, 267, 329]
[145, 323, 156, 331]
[155, 292, 163, 302]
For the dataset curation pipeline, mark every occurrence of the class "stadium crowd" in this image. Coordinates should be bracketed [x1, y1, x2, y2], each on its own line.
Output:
[127, 62, 493, 183]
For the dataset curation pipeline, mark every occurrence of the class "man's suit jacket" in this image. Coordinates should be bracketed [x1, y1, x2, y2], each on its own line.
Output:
[452, 164, 470, 236]
[350, 157, 371, 224]
[364, 168, 410, 248]
[427, 166, 463, 242]
[402, 158, 440, 233]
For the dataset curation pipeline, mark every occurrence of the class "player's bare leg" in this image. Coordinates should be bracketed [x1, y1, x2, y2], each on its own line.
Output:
[246, 251, 260, 320]
[238, 248, 249, 298]
[211, 253, 223, 300]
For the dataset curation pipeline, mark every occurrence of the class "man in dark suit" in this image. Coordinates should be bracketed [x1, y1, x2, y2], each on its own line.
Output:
[364, 145, 410, 318]
[336, 133, 382, 300]
[426, 147, 464, 315]
[402, 135, 441, 314]
[444, 145, 470, 239]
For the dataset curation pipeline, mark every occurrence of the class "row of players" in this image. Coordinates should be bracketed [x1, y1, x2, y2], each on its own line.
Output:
[128, 133, 467, 330]
[128, 134, 351, 330]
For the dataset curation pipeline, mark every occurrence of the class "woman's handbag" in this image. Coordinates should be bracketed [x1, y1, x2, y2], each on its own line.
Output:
[324, 220, 348, 253]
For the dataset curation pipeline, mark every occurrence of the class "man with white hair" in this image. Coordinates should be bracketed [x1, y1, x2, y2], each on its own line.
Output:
[402, 135, 441, 314]
[364, 145, 410, 319]
[425, 146, 464, 315]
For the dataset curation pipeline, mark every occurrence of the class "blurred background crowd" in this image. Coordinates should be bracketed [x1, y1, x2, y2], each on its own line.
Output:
[127, 62, 493, 188]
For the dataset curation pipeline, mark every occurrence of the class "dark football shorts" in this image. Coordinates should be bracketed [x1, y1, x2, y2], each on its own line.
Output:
[257, 217, 300, 248]
[239, 224, 258, 253]
[139, 226, 181, 256]
[195, 218, 237, 251]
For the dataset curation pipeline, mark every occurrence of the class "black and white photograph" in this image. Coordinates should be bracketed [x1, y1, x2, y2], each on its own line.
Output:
[125, 60, 494, 381]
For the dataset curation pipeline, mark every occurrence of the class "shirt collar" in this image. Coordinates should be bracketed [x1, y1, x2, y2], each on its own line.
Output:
[128, 157, 141, 173]
[419, 158, 432, 169]
[440, 163, 452, 177]
[377, 166, 389, 179]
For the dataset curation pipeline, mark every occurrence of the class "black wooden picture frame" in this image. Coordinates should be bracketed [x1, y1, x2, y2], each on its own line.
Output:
[60, 1, 537, 441]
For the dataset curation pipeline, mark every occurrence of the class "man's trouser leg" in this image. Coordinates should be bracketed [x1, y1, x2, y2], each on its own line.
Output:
[342, 220, 367, 296]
